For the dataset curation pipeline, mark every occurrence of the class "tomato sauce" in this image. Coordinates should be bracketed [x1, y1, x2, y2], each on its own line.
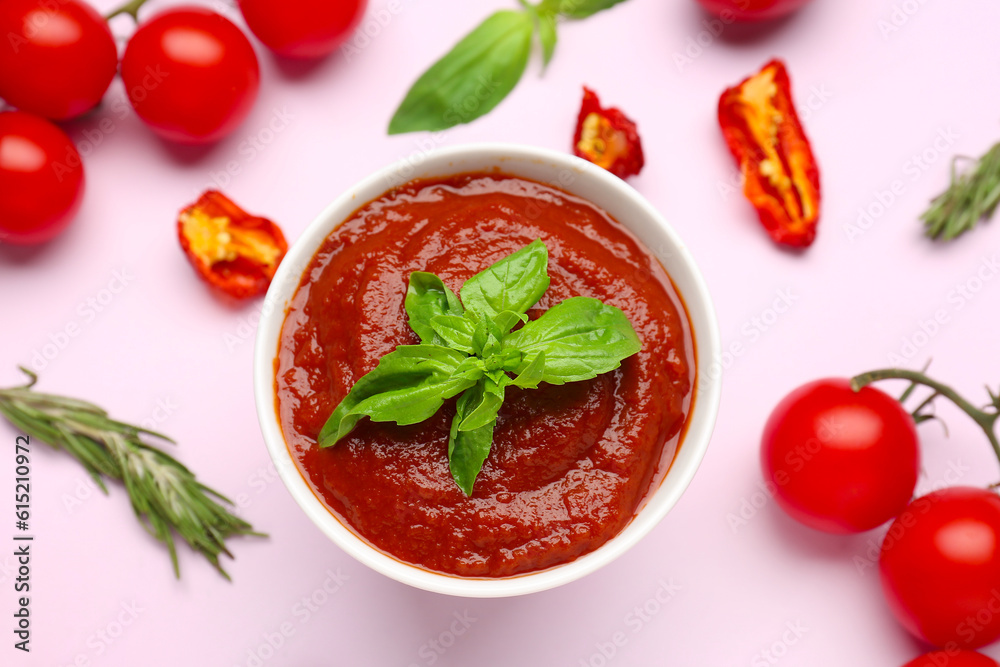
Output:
[275, 173, 693, 577]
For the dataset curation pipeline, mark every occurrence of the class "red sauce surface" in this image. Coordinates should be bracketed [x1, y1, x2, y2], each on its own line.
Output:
[275, 173, 693, 577]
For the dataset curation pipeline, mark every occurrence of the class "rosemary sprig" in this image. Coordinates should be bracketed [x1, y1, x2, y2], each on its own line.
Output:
[0, 368, 263, 579]
[922, 141, 1000, 241]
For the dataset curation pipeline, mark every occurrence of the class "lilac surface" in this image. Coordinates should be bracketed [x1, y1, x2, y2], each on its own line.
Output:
[2, 0, 1000, 664]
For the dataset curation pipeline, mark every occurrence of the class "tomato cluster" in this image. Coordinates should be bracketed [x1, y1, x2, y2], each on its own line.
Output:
[762, 374, 1000, 661]
[0, 0, 366, 245]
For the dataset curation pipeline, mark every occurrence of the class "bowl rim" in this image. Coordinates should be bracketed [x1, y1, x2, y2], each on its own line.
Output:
[253, 142, 722, 598]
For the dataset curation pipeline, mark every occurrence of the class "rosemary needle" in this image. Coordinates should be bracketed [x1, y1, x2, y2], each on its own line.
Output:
[922, 141, 1000, 241]
[0, 367, 264, 580]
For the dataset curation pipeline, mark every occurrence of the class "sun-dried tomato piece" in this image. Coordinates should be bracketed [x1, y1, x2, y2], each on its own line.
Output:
[177, 190, 287, 299]
[573, 87, 644, 179]
[719, 59, 821, 248]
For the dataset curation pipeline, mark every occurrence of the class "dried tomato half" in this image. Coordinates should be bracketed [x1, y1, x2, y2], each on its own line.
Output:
[177, 190, 287, 299]
[719, 59, 821, 248]
[573, 87, 644, 179]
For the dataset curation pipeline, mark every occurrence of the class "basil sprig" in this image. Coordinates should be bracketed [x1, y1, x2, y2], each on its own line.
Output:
[318, 240, 642, 495]
[387, 0, 632, 135]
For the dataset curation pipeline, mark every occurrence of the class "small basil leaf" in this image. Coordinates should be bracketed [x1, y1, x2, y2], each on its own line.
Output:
[510, 351, 546, 389]
[503, 296, 641, 384]
[458, 375, 505, 432]
[501, 348, 523, 372]
[318, 345, 474, 447]
[470, 315, 504, 360]
[388, 10, 534, 135]
[537, 11, 557, 67]
[430, 314, 476, 354]
[552, 0, 629, 19]
[493, 309, 528, 336]
[448, 382, 496, 496]
[471, 315, 490, 358]
[452, 356, 487, 382]
[406, 272, 463, 345]
[460, 239, 550, 320]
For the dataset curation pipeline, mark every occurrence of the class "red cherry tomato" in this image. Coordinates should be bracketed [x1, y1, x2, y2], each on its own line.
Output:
[120, 7, 260, 144]
[696, 0, 813, 22]
[881, 488, 1000, 649]
[760, 378, 919, 533]
[902, 650, 1000, 667]
[0, 111, 84, 245]
[0, 0, 118, 120]
[238, 0, 367, 59]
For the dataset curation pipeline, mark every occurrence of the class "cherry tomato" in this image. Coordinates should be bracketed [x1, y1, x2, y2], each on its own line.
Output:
[0, 111, 84, 245]
[0, 0, 118, 120]
[881, 488, 1000, 649]
[238, 0, 367, 59]
[696, 0, 813, 22]
[902, 650, 1000, 667]
[760, 378, 919, 533]
[120, 7, 260, 144]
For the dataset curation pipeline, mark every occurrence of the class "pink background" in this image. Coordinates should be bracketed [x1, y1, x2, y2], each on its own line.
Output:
[3, 0, 1000, 664]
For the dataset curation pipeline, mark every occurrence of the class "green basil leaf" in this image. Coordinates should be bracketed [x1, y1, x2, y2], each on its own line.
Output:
[448, 381, 497, 496]
[509, 351, 546, 389]
[537, 11, 557, 67]
[460, 239, 550, 321]
[549, 0, 629, 19]
[430, 314, 476, 354]
[318, 345, 474, 447]
[493, 309, 528, 336]
[458, 375, 505, 432]
[388, 10, 534, 135]
[452, 356, 487, 382]
[503, 296, 641, 384]
[471, 315, 489, 358]
[406, 272, 463, 345]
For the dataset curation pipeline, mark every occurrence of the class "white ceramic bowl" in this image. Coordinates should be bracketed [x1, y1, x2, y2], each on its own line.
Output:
[254, 143, 721, 597]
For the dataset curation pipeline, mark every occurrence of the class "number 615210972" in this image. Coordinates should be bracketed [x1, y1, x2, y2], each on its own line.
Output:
[15, 435, 30, 518]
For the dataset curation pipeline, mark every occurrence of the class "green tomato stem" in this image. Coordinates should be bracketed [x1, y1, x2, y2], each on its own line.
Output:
[105, 0, 154, 22]
[850, 368, 1000, 468]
